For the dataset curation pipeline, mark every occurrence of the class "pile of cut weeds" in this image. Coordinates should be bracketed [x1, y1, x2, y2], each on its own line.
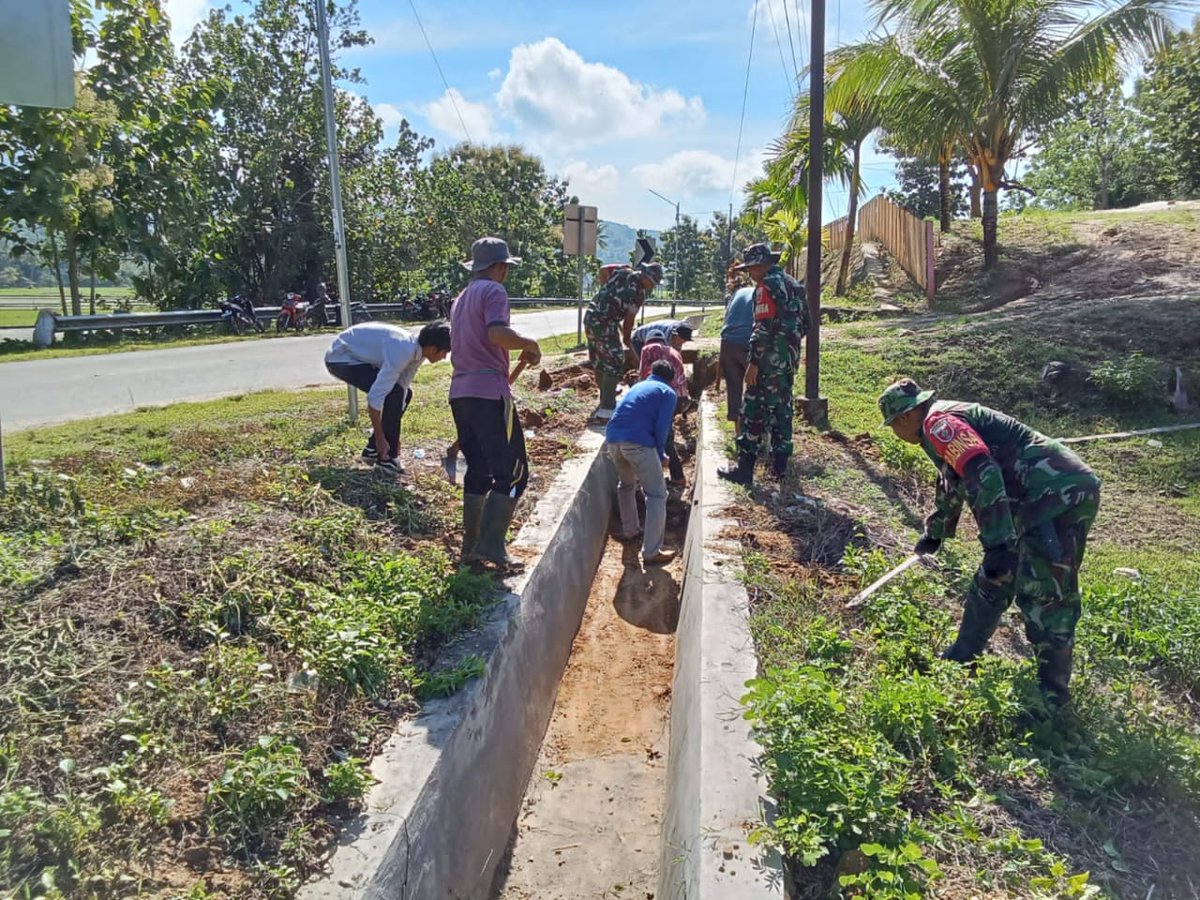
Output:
[0, 385, 582, 898]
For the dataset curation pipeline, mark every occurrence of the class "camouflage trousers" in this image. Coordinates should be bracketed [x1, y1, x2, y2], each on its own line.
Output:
[735, 362, 796, 459]
[583, 312, 624, 377]
[969, 490, 1100, 650]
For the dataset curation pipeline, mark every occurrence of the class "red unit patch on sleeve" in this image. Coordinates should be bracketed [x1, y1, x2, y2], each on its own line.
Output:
[924, 411, 990, 475]
[753, 284, 776, 321]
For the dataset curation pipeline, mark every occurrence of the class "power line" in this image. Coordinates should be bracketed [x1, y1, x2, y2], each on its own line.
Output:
[407, 0, 473, 143]
[764, 0, 796, 91]
[730, 1, 758, 208]
[781, 0, 801, 82]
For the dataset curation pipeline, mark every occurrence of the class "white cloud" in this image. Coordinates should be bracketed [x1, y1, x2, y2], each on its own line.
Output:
[488, 68, 503, 81]
[632, 150, 739, 199]
[423, 89, 496, 143]
[563, 161, 621, 198]
[162, 0, 211, 47]
[375, 102, 407, 129]
[496, 38, 705, 148]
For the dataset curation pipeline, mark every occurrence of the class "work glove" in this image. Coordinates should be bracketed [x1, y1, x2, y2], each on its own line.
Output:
[914, 535, 941, 556]
[982, 545, 1018, 581]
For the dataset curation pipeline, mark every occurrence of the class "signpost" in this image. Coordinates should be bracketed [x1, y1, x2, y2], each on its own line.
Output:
[563, 204, 598, 346]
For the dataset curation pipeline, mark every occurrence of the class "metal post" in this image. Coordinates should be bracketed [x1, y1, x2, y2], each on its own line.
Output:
[576, 214, 585, 346]
[802, 0, 829, 427]
[315, 0, 358, 424]
[671, 202, 679, 318]
[0, 414, 6, 493]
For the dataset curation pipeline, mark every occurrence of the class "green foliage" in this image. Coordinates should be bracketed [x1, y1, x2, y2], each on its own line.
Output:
[321, 757, 373, 804]
[1088, 351, 1162, 409]
[1139, 20, 1200, 196]
[207, 736, 307, 848]
[414, 654, 487, 701]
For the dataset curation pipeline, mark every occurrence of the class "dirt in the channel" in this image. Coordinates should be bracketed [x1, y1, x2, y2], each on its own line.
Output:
[491, 482, 693, 900]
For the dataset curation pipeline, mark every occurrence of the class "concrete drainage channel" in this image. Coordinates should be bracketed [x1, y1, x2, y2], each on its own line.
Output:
[303, 401, 781, 899]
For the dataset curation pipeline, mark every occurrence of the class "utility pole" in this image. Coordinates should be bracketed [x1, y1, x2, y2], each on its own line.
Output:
[801, 0, 829, 428]
[315, 0, 357, 424]
[647, 188, 680, 317]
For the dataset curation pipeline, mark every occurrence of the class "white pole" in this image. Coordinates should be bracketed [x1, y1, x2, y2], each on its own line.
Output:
[315, 0, 358, 424]
[0, 413, 6, 493]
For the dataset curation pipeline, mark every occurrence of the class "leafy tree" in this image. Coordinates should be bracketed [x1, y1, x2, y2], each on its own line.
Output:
[658, 214, 721, 301]
[1137, 19, 1200, 197]
[837, 0, 1173, 268]
[884, 151, 969, 220]
[1025, 86, 1171, 209]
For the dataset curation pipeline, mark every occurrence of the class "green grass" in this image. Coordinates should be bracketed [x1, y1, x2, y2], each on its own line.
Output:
[0, 379, 520, 897]
[0, 309, 38, 327]
[735, 284, 1200, 897]
[0, 286, 134, 298]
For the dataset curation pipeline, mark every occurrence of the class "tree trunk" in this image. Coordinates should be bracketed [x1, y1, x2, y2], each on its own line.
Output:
[64, 230, 82, 316]
[89, 250, 97, 315]
[49, 229, 67, 315]
[1098, 154, 1110, 210]
[968, 166, 982, 219]
[938, 153, 952, 233]
[982, 188, 1000, 270]
[835, 141, 862, 296]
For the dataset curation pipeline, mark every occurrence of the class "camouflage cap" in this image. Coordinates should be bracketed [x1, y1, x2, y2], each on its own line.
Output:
[637, 262, 664, 285]
[734, 243, 782, 269]
[878, 378, 936, 425]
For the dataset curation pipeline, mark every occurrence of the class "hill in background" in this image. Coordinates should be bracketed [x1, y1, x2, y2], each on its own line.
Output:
[598, 221, 660, 266]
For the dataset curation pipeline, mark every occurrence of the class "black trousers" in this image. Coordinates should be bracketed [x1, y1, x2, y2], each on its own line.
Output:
[665, 422, 684, 482]
[325, 362, 411, 453]
[450, 396, 530, 499]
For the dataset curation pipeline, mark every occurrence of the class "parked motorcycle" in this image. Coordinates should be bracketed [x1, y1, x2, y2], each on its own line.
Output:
[219, 296, 259, 335]
[276, 292, 309, 332]
[306, 295, 373, 328]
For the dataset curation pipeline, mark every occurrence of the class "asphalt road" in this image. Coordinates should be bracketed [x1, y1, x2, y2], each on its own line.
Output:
[1, 306, 707, 431]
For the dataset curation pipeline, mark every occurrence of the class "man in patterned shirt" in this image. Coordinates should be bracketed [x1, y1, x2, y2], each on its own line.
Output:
[879, 378, 1102, 707]
[584, 262, 664, 418]
[718, 244, 810, 486]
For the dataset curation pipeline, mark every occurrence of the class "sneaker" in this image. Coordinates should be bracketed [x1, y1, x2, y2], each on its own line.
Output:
[643, 549, 676, 566]
[361, 446, 378, 462]
[374, 458, 405, 477]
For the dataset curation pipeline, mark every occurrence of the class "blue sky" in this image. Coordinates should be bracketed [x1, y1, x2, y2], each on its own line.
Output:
[165, 0, 899, 232]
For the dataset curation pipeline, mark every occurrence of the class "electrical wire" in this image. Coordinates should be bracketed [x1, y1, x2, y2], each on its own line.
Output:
[730, 1, 758, 209]
[764, 0, 796, 90]
[407, 0, 473, 143]
[781, 0, 801, 82]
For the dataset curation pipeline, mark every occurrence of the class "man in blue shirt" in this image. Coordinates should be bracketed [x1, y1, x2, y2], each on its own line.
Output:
[605, 360, 679, 566]
[720, 285, 754, 437]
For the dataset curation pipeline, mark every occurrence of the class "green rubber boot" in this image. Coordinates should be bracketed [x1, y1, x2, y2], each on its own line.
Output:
[941, 591, 1006, 662]
[475, 492, 520, 568]
[461, 492, 486, 563]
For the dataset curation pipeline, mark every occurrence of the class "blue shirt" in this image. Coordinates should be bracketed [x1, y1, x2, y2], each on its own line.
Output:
[605, 376, 678, 458]
[721, 287, 754, 345]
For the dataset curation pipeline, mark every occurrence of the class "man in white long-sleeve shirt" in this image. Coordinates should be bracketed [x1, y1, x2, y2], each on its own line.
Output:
[325, 320, 451, 476]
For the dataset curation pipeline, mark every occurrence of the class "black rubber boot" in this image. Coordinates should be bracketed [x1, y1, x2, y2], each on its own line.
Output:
[1037, 645, 1074, 707]
[771, 452, 789, 479]
[475, 492, 521, 569]
[940, 592, 1005, 662]
[460, 492, 486, 563]
[718, 452, 755, 486]
[598, 372, 619, 410]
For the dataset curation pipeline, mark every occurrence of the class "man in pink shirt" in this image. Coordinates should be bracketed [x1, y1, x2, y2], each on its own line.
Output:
[638, 323, 691, 486]
[450, 237, 542, 570]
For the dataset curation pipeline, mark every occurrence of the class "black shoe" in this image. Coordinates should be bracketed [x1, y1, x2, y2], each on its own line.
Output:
[361, 446, 378, 462]
[718, 453, 755, 486]
[374, 458, 405, 477]
[771, 453, 789, 479]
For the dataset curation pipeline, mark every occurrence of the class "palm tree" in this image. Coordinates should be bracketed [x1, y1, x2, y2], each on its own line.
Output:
[839, 0, 1173, 268]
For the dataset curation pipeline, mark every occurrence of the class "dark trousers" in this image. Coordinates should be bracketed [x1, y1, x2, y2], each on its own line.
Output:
[665, 422, 684, 482]
[450, 396, 530, 499]
[326, 362, 411, 453]
[719, 339, 749, 423]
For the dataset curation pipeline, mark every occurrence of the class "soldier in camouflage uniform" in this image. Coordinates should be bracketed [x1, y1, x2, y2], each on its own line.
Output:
[584, 262, 663, 415]
[879, 378, 1102, 706]
[718, 243, 811, 486]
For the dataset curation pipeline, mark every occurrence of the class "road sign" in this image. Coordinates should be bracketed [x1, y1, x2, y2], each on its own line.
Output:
[0, 1, 73, 109]
[563, 204, 598, 257]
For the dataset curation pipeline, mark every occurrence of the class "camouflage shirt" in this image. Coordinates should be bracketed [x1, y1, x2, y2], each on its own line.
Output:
[748, 265, 810, 370]
[919, 401, 1100, 548]
[586, 267, 645, 327]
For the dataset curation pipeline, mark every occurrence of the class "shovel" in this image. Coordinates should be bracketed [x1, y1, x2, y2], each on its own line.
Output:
[443, 359, 529, 483]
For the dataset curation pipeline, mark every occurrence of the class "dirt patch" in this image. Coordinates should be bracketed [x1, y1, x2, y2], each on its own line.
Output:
[492, 446, 694, 900]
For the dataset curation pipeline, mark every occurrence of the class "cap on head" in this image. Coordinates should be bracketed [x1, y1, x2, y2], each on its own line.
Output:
[462, 237, 521, 272]
[672, 323, 693, 342]
[878, 378, 936, 425]
[734, 243, 782, 269]
[637, 262, 664, 285]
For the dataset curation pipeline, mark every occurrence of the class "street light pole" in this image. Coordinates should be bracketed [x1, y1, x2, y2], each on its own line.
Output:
[802, 0, 830, 428]
[647, 188, 681, 317]
[315, 0, 357, 424]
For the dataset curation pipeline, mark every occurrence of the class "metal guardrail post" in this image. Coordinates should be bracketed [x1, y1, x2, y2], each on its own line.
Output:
[0, 414, 6, 493]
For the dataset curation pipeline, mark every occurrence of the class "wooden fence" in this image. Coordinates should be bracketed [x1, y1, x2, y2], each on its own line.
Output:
[823, 195, 937, 304]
